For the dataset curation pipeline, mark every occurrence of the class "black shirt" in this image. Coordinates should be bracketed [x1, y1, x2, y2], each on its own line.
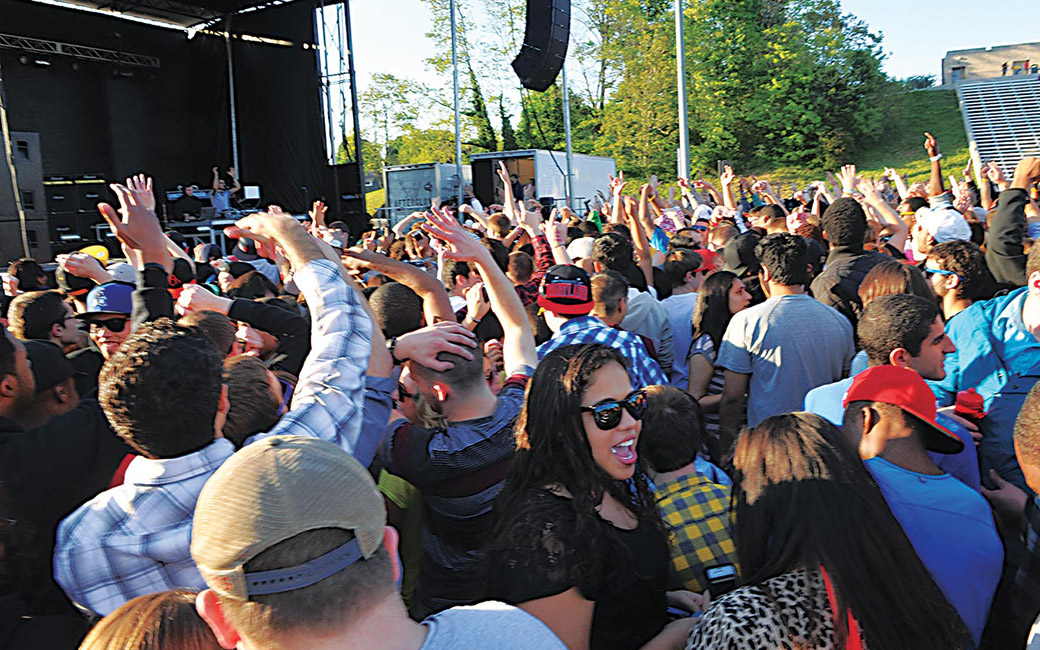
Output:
[487, 488, 669, 650]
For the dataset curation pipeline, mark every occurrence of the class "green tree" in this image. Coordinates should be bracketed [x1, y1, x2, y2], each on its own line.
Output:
[464, 66, 498, 152]
[683, 0, 889, 170]
[392, 125, 460, 164]
[499, 97, 519, 150]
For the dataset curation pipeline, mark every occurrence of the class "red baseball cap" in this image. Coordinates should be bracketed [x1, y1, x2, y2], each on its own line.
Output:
[538, 264, 594, 316]
[842, 365, 964, 454]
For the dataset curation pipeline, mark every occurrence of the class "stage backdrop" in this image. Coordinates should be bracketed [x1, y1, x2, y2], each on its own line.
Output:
[1, 0, 330, 217]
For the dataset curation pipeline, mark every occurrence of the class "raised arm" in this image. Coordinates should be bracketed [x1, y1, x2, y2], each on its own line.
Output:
[719, 166, 736, 210]
[423, 209, 537, 372]
[341, 247, 455, 324]
[924, 132, 945, 197]
[227, 213, 375, 462]
[860, 176, 909, 251]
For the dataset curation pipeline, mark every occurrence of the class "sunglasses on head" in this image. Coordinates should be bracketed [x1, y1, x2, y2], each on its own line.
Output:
[580, 390, 648, 430]
[84, 317, 129, 333]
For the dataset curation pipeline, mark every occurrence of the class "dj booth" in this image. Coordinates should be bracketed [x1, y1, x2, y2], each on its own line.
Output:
[90, 209, 298, 253]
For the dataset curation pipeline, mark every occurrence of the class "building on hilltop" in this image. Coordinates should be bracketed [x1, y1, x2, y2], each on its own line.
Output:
[942, 42, 1040, 85]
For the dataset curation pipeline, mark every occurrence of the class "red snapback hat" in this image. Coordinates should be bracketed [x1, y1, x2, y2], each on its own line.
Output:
[842, 365, 964, 455]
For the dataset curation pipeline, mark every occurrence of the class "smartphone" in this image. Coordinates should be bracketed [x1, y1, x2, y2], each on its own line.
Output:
[705, 563, 738, 596]
[716, 160, 734, 178]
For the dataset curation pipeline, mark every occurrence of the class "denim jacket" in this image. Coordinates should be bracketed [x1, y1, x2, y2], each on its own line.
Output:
[930, 287, 1040, 491]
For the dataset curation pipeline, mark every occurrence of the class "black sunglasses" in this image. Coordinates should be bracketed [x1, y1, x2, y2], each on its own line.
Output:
[580, 390, 648, 430]
[397, 382, 416, 402]
[84, 317, 129, 333]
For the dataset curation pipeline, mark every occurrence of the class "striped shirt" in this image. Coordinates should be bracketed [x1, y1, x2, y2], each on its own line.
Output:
[383, 375, 529, 615]
[689, 333, 725, 437]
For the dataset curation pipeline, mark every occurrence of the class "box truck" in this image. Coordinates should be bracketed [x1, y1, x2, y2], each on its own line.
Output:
[468, 150, 616, 212]
[380, 163, 472, 226]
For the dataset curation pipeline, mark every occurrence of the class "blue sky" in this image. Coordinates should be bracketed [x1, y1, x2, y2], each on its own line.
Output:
[348, 0, 1039, 93]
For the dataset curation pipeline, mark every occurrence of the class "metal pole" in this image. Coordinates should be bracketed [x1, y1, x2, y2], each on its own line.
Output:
[0, 57, 29, 257]
[561, 64, 574, 209]
[343, 0, 366, 215]
[450, 0, 463, 208]
[674, 0, 690, 181]
[224, 27, 240, 174]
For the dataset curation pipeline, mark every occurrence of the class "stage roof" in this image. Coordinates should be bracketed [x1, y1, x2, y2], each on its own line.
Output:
[28, 0, 306, 29]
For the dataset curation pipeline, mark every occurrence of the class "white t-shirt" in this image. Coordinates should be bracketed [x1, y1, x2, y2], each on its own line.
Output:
[420, 601, 568, 650]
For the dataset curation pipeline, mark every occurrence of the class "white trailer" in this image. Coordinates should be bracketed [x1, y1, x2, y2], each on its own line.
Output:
[468, 150, 615, 212]
[380, 163, 472, 226]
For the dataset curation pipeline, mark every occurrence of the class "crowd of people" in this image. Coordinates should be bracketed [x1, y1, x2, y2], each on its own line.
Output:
[1, 135, 1040, 650]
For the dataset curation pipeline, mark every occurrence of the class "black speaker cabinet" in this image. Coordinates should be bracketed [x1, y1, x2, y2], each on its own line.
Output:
[511, 0, 570, 92]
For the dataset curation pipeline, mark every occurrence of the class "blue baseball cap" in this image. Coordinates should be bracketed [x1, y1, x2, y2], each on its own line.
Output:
[80, 282, 134, 318]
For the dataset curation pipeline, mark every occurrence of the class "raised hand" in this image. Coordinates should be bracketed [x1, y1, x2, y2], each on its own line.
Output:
[986, 161, 1008, 187]
[98, 183, 167, 256]
[838, 164, 858, 193]
[496, 160, 511, 185]
[540, 218, 565, 248]
[392, 321, 478, 371]
[309, 200, 327, 229]
[175, 284, 232, 316]
[421, 207, 490, 263]
[608, 171, 627, 196]
[56, 252, 113, 284]
[237, 323, 264, 357]
[719, 165, 735, 186]
[924, 132, 939, 157]
[648, 174, 661, 196]
[465, 281, 491, 321]
[126, 174, 156, 212]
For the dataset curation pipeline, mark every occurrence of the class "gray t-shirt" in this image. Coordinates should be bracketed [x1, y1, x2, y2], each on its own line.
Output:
[420, 601, 568, 650]
[716, 294, 854, 427]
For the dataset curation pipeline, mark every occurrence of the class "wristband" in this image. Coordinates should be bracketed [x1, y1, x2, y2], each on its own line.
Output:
[386, 337, 404, 364]
[466, 314, 482, 325]
[930, 154, 943, 162]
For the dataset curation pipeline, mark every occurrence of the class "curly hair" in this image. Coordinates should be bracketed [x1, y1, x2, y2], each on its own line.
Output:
[99, 319, 224, 459]
[927, 240, 994, 301]
[486, 344, 662, 584]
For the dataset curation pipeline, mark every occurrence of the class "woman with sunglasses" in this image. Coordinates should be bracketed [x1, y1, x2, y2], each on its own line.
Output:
[486, 343, 703, 650]
[686, 271, 752, 462]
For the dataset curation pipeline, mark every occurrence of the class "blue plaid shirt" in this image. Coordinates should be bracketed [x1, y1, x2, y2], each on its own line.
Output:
[53, 259, 377, 615]
[537, 315, 667, 388]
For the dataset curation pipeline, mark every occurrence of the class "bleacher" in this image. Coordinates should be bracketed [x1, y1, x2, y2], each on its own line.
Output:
[956, 75, 1040, 172]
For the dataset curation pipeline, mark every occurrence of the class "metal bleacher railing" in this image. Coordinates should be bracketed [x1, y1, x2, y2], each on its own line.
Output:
[956, 75, 1040, 173]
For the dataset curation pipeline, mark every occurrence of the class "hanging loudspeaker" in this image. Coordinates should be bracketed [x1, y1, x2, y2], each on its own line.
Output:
[511, 0, 570, 92]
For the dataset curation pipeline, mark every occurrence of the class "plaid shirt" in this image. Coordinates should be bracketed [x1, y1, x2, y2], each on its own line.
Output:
[537, 315, 668, 388]
[654, 473, 739, 593]
[53, 259, 375, 615]
[514, 235, 554, 306]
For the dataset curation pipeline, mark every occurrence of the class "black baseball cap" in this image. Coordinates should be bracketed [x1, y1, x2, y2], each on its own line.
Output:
[24, 341, 80, 392]
[538, 264, 593, 316]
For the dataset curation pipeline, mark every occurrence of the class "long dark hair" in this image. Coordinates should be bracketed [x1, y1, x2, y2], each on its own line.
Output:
[692, 270, 741, 349]
[733, 413, 972, 650]
[487, 344, 661, 571]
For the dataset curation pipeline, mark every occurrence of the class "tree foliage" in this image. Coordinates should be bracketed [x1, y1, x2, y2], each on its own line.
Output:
[356, 0, 890, 178]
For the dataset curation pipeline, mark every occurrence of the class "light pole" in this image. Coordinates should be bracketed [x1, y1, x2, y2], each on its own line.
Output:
[450, 0, 463, 208]
[675, 0, 690, 181]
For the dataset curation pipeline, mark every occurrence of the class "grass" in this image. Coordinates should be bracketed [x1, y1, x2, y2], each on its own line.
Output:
[758, 89, 971, 188]
[366, 188, 385, 216]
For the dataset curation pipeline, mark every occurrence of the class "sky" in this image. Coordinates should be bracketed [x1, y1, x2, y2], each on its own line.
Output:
[346, 0, 1039, 93]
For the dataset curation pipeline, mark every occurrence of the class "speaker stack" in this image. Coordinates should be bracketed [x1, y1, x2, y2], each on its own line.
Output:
[0, 132, 51, 264]
[511, 0, 571, 91]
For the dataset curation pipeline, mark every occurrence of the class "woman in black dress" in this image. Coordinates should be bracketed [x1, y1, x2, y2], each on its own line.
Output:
[486, 343, 703, 650]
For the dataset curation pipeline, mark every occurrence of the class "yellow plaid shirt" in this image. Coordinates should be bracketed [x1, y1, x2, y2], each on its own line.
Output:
[654, 473, 739, 593]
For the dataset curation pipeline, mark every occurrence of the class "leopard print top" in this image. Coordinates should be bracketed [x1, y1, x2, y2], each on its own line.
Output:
[685, 569, 869, 650]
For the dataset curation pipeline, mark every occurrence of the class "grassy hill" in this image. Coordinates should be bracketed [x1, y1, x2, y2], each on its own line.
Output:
[760, 89, 971, 187]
